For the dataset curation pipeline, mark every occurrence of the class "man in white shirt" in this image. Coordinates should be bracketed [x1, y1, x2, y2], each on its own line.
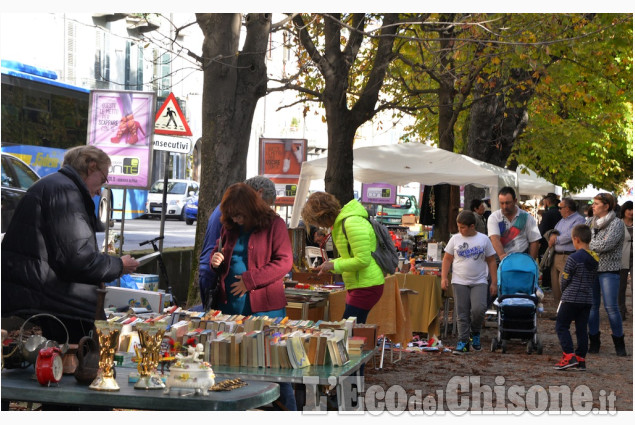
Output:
[487, 186, 541, 260]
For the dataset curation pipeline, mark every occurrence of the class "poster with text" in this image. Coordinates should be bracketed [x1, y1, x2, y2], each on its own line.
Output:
[87, 90, 156, 189]
[361, 183, 397, 204]
[259, 138, 307, 205]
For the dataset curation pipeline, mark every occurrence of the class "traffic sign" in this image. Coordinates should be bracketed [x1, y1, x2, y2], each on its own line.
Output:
[155, 92, 192, 136]
[153, 135, 192, 153]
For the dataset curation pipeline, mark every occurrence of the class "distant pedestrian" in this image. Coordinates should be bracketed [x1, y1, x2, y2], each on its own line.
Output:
[546, 198, 585, 312]
[470, 199, 488, 235]
[618, 201, 633, 321]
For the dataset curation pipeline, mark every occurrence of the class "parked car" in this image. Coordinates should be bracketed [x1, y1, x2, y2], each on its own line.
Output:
[1, 152, 40, 236]
[375, 194, 420, 225]
[184, 194, 198, 225]
[145, 179, 199, 221]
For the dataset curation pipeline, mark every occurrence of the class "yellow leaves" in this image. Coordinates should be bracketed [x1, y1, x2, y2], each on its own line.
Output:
[321, 115, 327, 123]
[491, 57, 501, 65]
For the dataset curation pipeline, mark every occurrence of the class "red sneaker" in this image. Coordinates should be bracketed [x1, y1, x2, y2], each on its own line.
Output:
[574, 355, 586, 371]
[554, 352, 578, 370]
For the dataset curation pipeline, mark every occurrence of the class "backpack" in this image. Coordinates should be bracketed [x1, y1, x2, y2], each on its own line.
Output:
[342, 216, 400, 276]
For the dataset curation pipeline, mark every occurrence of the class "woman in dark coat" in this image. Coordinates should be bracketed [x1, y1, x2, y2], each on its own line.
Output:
[1, 145, 139, 343]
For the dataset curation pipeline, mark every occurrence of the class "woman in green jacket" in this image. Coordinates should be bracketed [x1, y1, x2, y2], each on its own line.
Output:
[302, 192, 385, 323]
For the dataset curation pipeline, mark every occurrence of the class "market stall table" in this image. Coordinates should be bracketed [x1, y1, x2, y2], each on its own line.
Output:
[212, 349, 376, 411]
[396, 273, 443, 336]
[1, 368, 279, 411]
[328, 275, 413, 347]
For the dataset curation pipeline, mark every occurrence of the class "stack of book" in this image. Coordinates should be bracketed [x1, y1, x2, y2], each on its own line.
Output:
[347, 336, 366, 356]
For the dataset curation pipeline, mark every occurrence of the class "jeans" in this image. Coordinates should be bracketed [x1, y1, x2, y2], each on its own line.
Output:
[555, 302, 591, 357]
[343, 304, 370, 324]
[275, 383, 297, 411]
[452, 283, 488, 342]
[588, 272, 623, 337]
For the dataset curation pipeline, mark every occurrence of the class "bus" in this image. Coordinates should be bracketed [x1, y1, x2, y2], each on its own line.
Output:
[1, 60, 150, 224]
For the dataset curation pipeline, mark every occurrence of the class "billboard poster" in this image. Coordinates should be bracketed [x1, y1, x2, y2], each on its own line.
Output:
[361, 183, 397, 204]
[259, 138, 307, 205]
[87, 90, 156, 189]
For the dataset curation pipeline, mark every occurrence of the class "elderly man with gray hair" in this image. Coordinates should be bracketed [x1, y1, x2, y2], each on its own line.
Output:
[547, 198, 586, 309]
[198, 176, 277, 307]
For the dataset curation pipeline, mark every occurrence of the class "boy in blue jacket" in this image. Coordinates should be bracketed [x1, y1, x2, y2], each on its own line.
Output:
[554, 224, 599, 371]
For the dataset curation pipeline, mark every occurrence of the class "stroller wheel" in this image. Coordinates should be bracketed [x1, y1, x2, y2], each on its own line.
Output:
[490, 337, 498, 352]
[536, 337, 543, 355]
[501, 340, 508, 354]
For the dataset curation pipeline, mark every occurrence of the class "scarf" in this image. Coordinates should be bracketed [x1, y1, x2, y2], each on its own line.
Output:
[589, 211, 616, 231]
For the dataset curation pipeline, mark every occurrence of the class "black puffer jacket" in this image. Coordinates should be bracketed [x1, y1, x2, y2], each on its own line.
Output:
[1, 165, 123, 321]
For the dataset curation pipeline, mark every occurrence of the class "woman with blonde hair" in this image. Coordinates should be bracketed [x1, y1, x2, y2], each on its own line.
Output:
[301, 192, 384, 324]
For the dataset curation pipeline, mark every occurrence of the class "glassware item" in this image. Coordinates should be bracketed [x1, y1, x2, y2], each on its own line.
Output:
[89, 320, 122, 391]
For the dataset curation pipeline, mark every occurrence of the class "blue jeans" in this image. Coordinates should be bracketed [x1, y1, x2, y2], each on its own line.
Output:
[588, 272, 623, 337]
[343, 304, 370, 324]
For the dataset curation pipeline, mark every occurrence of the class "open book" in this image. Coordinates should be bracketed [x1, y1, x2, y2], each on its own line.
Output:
[135, 251, 160, 266]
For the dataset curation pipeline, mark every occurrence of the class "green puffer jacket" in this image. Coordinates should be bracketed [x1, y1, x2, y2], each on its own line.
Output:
[331, 200, 385, 290]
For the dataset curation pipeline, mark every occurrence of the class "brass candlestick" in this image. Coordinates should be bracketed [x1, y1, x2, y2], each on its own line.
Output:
[89, 320, 122, 391]
[134, 321, 166, 389]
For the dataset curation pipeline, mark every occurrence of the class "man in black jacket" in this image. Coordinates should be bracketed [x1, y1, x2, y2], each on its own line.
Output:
[538, 193, 562, 308]
[1, 145, 139, 344]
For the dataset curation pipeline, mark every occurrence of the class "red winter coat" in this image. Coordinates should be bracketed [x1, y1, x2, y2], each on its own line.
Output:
[213, 216, 293, 313]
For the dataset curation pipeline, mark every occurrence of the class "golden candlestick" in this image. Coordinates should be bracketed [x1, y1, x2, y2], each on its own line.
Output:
[89, 320, 122, 391]
[134, 321, 166, 389]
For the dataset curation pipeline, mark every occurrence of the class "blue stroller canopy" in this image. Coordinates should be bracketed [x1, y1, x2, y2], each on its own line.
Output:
[497, 252, 539, 296]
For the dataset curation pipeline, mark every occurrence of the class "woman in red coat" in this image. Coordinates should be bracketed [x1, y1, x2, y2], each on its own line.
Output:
[210, 182, 293, 317]
[210, 182, 296, 410]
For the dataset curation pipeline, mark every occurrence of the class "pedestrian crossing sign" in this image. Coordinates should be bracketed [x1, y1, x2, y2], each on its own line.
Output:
[154, 92, 192, 136]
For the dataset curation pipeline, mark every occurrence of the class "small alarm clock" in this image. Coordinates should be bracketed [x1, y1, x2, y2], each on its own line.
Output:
[35, 346, 64, 386]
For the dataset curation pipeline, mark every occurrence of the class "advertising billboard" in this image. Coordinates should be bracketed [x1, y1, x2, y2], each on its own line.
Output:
[259, 138, 308, 206]
[87, 90, 156, 189]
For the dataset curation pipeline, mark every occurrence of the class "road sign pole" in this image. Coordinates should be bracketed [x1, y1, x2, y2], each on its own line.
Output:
[159, 151, 170, 254]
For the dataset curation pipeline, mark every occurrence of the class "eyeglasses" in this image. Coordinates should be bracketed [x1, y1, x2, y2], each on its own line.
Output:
[97, 168, 109, 184]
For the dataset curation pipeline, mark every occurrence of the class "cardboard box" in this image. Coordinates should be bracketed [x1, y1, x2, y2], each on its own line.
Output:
[401, 214, 417, 226]
[129, 273, 160, 291]
[105, 286, 164, 313]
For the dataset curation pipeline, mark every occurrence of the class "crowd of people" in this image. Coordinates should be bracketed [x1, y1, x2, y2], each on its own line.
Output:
[1, 143, 631, 409]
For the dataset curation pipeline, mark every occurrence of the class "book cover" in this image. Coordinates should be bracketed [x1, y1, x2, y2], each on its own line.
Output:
[286, 334, 311, 369]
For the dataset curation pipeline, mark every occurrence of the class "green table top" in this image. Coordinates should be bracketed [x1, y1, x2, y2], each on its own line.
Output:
[211, 349, 376, 385]
[1, 368, 279, 411]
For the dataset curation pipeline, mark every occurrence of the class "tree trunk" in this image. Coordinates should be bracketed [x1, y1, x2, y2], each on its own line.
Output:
[467, 69, 535, 169]
[186, 13, 271, 306]
[292, 13, 398, 207]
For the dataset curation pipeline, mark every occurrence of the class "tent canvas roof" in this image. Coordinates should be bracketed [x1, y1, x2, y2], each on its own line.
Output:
[517, 165, 561, 197]
[290, 143, 517, 227]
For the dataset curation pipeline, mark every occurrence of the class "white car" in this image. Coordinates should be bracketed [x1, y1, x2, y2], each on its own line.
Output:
[145, 179, 199, 221]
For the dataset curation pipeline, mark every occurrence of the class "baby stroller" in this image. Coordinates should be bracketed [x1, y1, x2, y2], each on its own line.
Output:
[490, 252, 543, 354]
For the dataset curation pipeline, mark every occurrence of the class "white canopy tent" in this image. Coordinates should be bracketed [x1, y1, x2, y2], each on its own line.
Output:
[290, 143, 518, 227]
[516, 165, 562, 198]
